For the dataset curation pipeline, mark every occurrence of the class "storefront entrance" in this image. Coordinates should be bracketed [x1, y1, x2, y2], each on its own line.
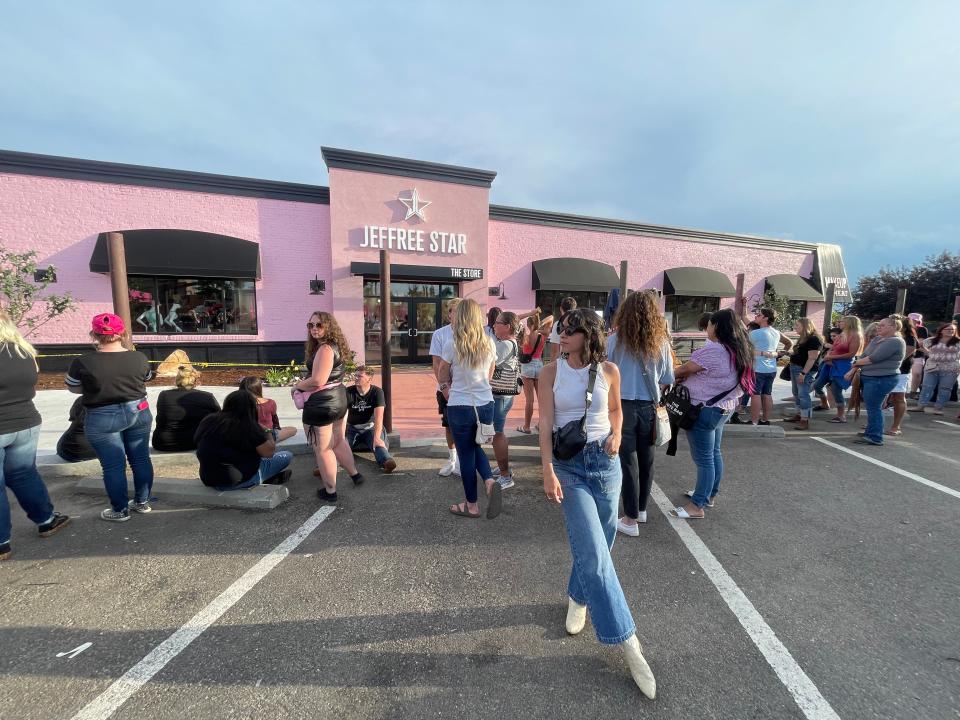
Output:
[363, 280, 458, 364]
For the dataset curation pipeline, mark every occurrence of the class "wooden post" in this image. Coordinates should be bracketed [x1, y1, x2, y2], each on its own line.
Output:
[822, 282, 836, 336]
[105, 232, 133, 349]
[734, 273, 746, 318]
[895, 286, 908, 316]
[619, 260, 628, 302]
[379, 249, 392, 433]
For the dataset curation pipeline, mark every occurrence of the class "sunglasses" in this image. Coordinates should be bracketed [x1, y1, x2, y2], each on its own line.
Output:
[559, 325, 586, 337]
[306, 322, 322, 330]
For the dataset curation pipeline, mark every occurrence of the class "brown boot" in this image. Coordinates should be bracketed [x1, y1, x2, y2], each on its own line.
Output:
[785, 413, 801, 424]
[792, 419, 809, 430]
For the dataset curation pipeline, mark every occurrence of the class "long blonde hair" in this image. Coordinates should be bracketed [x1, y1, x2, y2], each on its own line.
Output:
[841, 315, 864, 354]
[452, 299, 493, 369]
[795, 317, 821, 345]
[0, 309, 37, 359]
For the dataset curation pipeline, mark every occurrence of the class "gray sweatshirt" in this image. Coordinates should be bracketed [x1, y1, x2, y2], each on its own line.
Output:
[860, 336, 906, 377]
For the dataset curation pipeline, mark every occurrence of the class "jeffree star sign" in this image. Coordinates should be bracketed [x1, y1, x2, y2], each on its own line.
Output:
[360, 189, 468, 255]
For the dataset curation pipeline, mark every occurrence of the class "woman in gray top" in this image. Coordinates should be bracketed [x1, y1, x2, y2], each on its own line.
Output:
[844, 316, 906, 446]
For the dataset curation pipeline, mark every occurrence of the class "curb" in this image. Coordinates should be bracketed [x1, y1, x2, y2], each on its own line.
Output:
[74, 475, 288, 510]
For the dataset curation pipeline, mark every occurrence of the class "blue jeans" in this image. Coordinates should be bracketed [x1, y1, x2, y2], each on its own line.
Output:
[554, 440, 635, 645]
[345, 426, 393, 467]
[919, 370, 959, 409]
[791, 365, 816, 418]
[0, 426, 54, 544]
[447, 402, 494, 504]
[814, 365, 846, 406]
[861, 375, 899, 444]
[685, 406, 730, 507]
[217, 451, 293, 491]
[85, 400, 155, 512]
[492, 394, 515, 433]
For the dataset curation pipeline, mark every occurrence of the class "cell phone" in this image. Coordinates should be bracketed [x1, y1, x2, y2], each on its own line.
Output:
[136, 399, 149, 411]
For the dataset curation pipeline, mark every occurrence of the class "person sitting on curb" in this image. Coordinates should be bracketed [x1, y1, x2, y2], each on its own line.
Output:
[239, 376, 297, 443]
[56, 396, 97, 462]
[194, 390, 293, 490]
[152, 367, 221, 452]
[330, 365, 397, 477]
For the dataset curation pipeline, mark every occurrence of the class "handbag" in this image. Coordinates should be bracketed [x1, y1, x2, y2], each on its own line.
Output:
[292, 388, 314, 410]
[639, 359, 671, 447]
[552, 363, 599, 461]
[491, 342, 521, 396]
[474, 405, 495, 445]
[518, 333, 543, 364]
[663, 379, 741, 431]
[779, 364, 791, 381]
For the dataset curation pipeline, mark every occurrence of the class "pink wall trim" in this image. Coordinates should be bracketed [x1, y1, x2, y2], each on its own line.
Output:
[0, 173, 331, 347]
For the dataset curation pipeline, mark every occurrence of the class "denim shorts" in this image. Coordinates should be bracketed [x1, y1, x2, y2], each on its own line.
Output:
[520, 359, 543, 379]
[753, 372, 776, 396]
[492, 394, 515, 433]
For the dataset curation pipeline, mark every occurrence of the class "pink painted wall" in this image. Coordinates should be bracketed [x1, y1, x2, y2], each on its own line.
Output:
[0, 173, 331, 346]
[327, 168, 491, 363]
[488, 221, 825, 328]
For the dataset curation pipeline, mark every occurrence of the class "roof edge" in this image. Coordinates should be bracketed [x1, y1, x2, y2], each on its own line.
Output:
[0, 149, 330, 204]
[322, 146, 497, 188]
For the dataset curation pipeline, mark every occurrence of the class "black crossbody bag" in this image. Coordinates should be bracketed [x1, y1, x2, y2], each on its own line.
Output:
[519, 333, 543, 364]
[663, 380, 740, 431]
[552, 363, 599, 461]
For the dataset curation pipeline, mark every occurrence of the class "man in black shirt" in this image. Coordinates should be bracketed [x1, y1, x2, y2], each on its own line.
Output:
[333, 366, 396, 474]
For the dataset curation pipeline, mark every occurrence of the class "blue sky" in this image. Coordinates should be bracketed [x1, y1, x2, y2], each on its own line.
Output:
[1, 1, 957, 282]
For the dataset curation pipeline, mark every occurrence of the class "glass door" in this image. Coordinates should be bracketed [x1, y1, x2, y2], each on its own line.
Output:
[410, 300, 438, 362]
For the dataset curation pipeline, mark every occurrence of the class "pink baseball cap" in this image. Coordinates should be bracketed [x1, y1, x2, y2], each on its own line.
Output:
[91, 313, 125, 335]
[908, 312, 923, 323]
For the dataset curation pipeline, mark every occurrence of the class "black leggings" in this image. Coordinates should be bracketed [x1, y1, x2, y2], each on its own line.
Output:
[619, 399, 655, 517]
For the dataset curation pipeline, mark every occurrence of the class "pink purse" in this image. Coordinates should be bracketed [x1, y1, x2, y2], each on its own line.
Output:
[292, 388, 314, 410]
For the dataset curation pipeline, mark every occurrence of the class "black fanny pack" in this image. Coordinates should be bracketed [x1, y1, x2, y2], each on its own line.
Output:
[552, 363, 599, 460]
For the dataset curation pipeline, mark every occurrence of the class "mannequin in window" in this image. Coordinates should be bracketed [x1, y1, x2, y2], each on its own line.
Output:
[136, 302, 158, 332]
[163, 303, 183, 332]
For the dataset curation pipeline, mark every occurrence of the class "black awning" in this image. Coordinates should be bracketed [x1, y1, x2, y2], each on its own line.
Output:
[765, 274, 824, 302]
[349, 262, 483, 281]
[89, 230, 261, 279]
[532, 258, 620, 292]
[663, 267, 736, 297]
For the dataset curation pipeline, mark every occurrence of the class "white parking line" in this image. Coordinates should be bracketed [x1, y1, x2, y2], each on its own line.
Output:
[933, 420, 960, 430]
[651, 484, 841, 720]
[811, 436, 960, 500]
[70, 506, 336, 720]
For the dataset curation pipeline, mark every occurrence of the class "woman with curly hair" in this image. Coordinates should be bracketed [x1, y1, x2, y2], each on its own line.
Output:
[607, 291, 675, 535]
[672, 309, 752, 518]
[539, 309, 655, 698]
[293, 311, 353, 503]
[437, 299, 502, 519]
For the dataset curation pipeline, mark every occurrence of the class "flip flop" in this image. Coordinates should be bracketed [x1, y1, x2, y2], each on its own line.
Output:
[884, 429, 902, 436]
[827, 417, 847, 423]
[516, 426, 532, 434]
[670, 506, 704, 520]
[486, 482, 503, 519]
[449, 503, 480, 519]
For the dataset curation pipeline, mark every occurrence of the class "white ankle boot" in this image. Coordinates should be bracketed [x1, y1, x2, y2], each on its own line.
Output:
[621, 634, 656, 699]
[565, 598, 587, 635]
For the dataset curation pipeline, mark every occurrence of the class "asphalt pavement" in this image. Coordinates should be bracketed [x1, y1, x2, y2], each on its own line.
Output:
[1, 404, 958, 720]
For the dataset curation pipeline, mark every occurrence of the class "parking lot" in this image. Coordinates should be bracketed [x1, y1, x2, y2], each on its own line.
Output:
[1, 408, 958, 720]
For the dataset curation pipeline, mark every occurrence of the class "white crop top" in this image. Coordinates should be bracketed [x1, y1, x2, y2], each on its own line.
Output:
[553, 359, 611, 443]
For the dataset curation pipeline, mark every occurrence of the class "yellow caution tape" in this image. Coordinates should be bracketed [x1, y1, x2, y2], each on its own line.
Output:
[35, 353, 302, 369]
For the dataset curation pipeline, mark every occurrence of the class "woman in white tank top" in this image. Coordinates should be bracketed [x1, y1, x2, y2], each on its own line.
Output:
[537, 309, 656, 700]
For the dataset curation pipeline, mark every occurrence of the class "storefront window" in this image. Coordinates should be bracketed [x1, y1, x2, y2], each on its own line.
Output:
[128, 276, 257, 334]
[664, 295, 720, 333]
[535, 290, 609, 319]
[363, 281, 457, 299]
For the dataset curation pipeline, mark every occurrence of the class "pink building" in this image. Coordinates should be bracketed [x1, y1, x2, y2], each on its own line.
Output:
[0, 147, 849, 368]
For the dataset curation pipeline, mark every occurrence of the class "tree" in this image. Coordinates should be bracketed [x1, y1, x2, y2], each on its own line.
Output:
[750, 288, 804, 333]
[0, 246, 76, 335]
[851, 251, 960, 323]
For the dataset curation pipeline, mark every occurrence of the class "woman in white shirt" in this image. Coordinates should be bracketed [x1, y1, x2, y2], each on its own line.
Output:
[538, 309, 656, 700]
[438, 299, 503, 520]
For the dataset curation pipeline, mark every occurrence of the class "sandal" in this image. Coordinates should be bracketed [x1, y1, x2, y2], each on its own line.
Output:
[670, 506, 704, 520]
[827, 417, 847, 423]
[884, 429, 902, 436]
[516, 426, 532, 434]
[450, 502, 480, 519]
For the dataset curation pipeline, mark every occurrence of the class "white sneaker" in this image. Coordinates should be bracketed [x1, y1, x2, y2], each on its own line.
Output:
[617, 517, 640, 537]
[452, 460, 461, 476]
[621, 634, 656, 699]
[565, 597, 587, 635]
[498, 474, 515, 490]
[438, 457, 456, 477]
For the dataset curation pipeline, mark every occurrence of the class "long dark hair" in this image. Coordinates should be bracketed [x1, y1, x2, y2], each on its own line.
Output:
[238, 376, 263, 398]
[559, 309, 607, 366]
[932, 322, 959, 346]
[486, 306, 502, 329]
[709, 308, 755, 392]
[196, 390, 262, 444]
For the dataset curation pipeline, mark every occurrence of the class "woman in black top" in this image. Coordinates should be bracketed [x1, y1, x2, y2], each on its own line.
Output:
[56, 396, 97, 462]
[66, 313, 155, 523]
[788, 318, 823, 431]
[0, 310, 70, 560]
[152, 367, 220, 451]
[194, 390, 292, 490]
[292, 311, 350, 504]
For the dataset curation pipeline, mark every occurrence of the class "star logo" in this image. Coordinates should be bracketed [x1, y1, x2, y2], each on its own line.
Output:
[398, 188, 432, 221]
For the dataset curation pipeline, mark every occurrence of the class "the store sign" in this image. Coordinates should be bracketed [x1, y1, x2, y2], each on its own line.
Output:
[349, 261, 483, 281]
[359, 189, 468, 255]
